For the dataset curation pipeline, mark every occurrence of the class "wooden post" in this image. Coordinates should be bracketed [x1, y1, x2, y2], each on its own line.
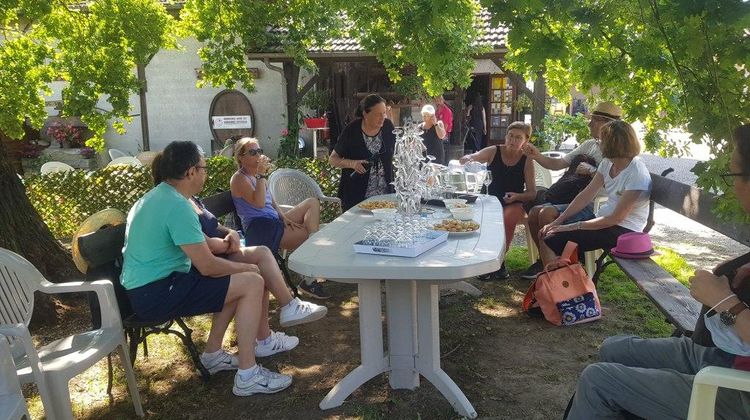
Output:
[283, 62, 301, 131]
[137, 63, 150, 151]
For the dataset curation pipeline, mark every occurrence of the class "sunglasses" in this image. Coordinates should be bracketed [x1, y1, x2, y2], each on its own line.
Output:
[241, 148, 263, 157]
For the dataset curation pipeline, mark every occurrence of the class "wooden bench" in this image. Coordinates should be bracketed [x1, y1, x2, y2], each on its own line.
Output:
[591, 170, 750, 336]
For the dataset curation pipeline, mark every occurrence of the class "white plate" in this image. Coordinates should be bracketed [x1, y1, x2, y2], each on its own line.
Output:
[433, 229, 480, 237]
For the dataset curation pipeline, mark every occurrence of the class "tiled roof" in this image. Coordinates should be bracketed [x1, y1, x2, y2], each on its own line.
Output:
[71, 2, 506, 54]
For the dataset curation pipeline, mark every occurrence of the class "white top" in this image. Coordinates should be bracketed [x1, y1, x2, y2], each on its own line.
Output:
[596, 157, 652, 232]
[563, 139, 603, 165]
[288, 195, 506, 281]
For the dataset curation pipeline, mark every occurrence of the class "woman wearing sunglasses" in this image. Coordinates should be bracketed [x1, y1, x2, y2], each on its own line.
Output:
[231, 137, 321, 255]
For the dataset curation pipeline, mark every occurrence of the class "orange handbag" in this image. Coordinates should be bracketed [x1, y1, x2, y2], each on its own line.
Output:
[522, 241, 602, 326]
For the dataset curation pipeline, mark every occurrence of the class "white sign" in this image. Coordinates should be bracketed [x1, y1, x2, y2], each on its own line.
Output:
[212, 115, 252, 129]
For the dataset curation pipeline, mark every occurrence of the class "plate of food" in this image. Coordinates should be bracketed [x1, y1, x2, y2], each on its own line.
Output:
[432, 219, 480, 236]
[358, 200, 398, 212]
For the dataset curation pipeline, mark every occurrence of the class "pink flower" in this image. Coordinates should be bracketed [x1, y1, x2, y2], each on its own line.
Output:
[281, 128, 289, 136]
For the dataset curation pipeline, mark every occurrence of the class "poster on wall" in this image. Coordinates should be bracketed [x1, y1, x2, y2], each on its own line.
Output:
[212, 115, 253, 129]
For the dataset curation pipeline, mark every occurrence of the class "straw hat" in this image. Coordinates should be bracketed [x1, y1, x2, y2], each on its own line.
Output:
[591, 102, 623, 120]
[72, 208, 126, 273]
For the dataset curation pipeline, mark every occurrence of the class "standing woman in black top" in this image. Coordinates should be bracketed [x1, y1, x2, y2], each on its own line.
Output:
[419, 104, 446, 164]
[329, 94, 396, 211]
[459, 121, 536, 279]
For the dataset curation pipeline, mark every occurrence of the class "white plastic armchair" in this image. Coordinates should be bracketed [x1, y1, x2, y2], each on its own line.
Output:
[687, 366, 750, 420]
[0, 248, 143, 420]
[268, 168, 342, 214]
[107, 148, 129, 160]
[107, 156, 142, 167]
[0, 333, 30, 420]
[40, 161, 75, 175]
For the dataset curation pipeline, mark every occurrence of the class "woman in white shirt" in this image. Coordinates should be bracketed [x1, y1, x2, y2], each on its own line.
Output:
[539, 120, 651, 264]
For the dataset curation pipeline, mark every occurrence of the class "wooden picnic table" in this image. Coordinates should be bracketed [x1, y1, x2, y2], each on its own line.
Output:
[288, 194, 505, 418]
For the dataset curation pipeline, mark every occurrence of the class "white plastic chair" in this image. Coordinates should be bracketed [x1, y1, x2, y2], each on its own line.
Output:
[0, 248, 144, 420]
[268, 168, 342, 214]
[0, 334, 30, 420]
[107, 148, 129, 160]
[107, 156, 142, 167]
[40, 161, 74, 175]
[135, 151, 159, 165]
[687, 366, 750, 419]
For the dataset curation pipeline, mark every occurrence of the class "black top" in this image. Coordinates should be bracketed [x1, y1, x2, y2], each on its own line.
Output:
[193, 196, 222, 238]
[334, 118, 396, 211]
[421, 124, 445, 165]
[487, 145, 526, 205]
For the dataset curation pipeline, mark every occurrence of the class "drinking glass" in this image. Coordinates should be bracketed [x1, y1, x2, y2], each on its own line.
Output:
[482, 170, 493, 193]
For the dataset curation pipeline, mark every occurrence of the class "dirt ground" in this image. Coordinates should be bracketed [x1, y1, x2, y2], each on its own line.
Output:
[28, 268, 651, 420]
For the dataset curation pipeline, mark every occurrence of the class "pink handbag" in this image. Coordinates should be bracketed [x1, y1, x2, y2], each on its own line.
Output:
[523, 242, 602, 326]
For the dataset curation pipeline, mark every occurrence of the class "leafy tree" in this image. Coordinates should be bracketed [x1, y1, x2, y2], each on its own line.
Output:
[483, 0, 750, 218]
[0, 0, 176, 283]
[180, 0, 486, 101]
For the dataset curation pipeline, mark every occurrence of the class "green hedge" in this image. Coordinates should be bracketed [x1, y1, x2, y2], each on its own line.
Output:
[26, 156, 341, 239]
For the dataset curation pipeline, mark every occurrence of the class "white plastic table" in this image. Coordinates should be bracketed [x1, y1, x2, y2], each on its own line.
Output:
[289, 194, 505, 418]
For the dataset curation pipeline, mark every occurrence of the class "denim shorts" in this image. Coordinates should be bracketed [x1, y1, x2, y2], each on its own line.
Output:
[551, 203, 595, 224]
[126, 268, 230, 322]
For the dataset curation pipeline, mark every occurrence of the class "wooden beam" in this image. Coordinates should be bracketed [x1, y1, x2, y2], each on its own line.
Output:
[297, 74, 320, 101]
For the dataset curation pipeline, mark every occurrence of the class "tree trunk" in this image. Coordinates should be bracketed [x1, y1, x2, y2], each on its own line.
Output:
[531, 71, 547, 132]
[0, 135, 82, 324]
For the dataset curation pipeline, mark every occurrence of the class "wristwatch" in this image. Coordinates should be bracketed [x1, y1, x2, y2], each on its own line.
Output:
[720, 301, 749, 326]
[255, 174, 267, 180]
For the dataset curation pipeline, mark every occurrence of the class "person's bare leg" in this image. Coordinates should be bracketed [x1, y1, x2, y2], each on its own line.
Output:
[283, 198, 320, 233]
[280, 224, 311, 251]
[527, 205, 544, 250]
[538, 206, 563, 266]
[205, 300, 237, 354]
[206, 272, 264, 369]
[256, 289, 271, 341]
[227, 246, 293, 306]
[503, 203, 526, 255]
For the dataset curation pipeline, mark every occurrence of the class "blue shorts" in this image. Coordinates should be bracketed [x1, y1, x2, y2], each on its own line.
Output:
[243, 216, 285, 253]
[126, 268, 230, 322]
[551, 203, 595, 224]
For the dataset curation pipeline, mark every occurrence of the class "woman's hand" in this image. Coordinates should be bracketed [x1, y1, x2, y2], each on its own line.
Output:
[459, 155, 472, 165]
[504, 192, 521, 203]
[281, 214, 304, 230]
[690, 270, 733, 307]
[224, 230, 242, 254]
[539, 219, 564, 238]
[351, 159, 370, 174]
[258, 157, 271, 175]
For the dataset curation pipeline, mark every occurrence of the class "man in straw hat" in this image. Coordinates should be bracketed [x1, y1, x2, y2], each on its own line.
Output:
[519, 101, 623, 279]
[121, 141, 320, 397]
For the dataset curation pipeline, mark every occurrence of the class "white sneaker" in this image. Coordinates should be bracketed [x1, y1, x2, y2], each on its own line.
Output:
[200, 350, 239, 375]
[232, 365, 292, 396]
[255, 330, 299, 357]
[279, 297, 328, 327]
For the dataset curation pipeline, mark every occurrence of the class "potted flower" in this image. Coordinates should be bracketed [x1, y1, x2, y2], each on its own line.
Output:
[301, 89, 331, 129]
[79, 147, 96, 159]
[46, 122, 85, 148]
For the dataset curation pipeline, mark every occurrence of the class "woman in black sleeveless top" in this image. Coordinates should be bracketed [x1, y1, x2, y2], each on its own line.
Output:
[459, 121, 537, 279]
[419, 104, 446, 164]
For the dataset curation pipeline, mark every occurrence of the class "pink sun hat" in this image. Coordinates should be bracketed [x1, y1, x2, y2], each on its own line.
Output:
[610, 232, 660, 259]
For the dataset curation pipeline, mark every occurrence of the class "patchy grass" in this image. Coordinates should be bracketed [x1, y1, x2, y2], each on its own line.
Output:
[24, 247, 695, 419]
